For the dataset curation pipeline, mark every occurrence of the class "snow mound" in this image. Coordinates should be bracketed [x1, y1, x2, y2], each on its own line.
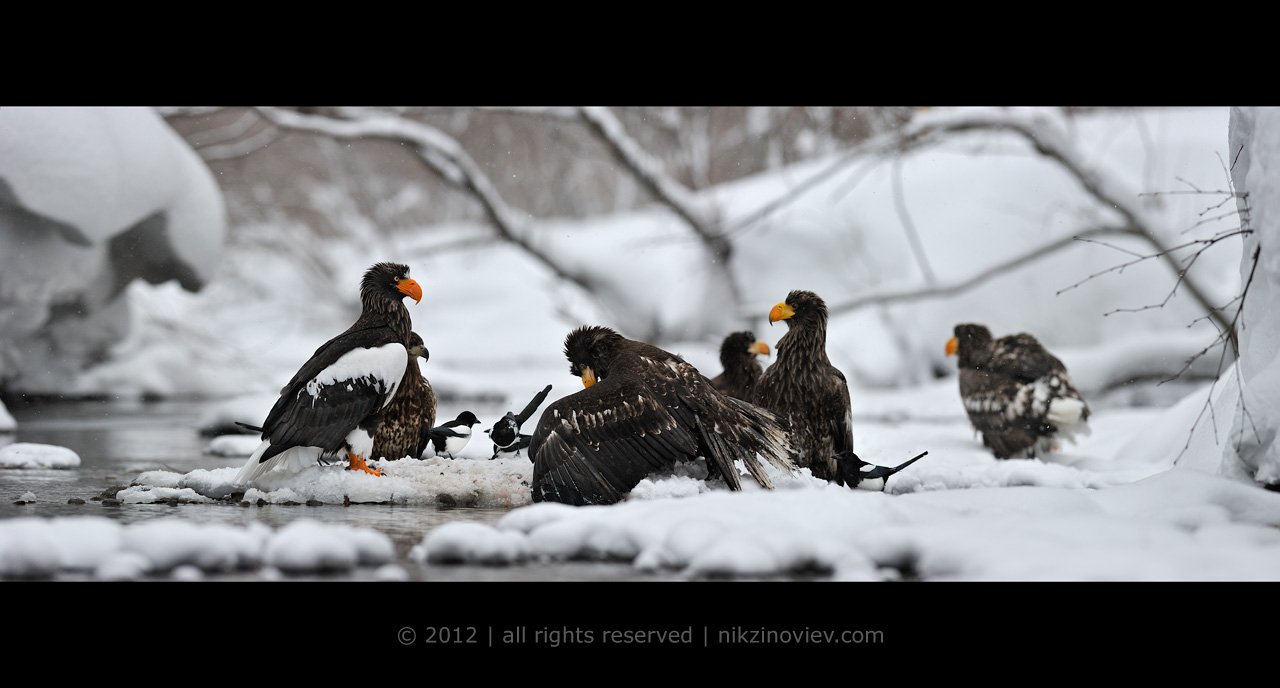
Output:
[115, 486, 213, 505]
[412, 522, 530, 565]
[130, 456, 533, 507]
[206, 434, 261, 457]
[120, 520, 269, 573]
[17, 491, 37, 503]
[432, 470, 1280, 580]
[0, 443, 81, 469]
[0, 517, 123, 578]
[0, 400, 14, 432]
[265, 520, 394, 572]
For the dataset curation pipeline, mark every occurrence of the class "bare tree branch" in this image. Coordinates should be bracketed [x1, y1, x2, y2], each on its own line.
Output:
[827, 225, 1136, 315]
[891, 155, 937, 285]
[576, 107, 728, 260]
[198, 124, 282, 161]
[254, 106, 594, 293]
[472, 106, 579, 120]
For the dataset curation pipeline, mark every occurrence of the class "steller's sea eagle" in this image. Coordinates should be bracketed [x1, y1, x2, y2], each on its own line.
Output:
[529, 326, 796, 505]
[947, 323, 1091, 459]
[708, 331, 770, 402]
[234, 262, 422, 484]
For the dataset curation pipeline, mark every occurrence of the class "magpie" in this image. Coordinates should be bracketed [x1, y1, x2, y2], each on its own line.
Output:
[485, 384, 552, 460]
[427, 411, 481, 458]
[835, 450, 928, 492]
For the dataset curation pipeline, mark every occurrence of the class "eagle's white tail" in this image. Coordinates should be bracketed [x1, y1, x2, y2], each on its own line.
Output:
[234, 442, 322, 485]
[1047, 398, 1086, 427]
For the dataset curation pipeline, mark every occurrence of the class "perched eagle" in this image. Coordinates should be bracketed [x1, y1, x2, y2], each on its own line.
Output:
[234, 262, 422, 484]
[753, 290, 850, 482]
[947, 323, 1091, 459]
[371, 332, 436, 461]
[528, 326, 796, 506]
[708, 331, 770, 401]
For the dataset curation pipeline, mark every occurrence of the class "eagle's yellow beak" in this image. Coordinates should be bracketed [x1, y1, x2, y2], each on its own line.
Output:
[397, 278, 423, 304]
[768, 302, 795, 325]
[749, 340, 771, 357]
[945, 337, 959, 357]
[581, 366, 597, 388]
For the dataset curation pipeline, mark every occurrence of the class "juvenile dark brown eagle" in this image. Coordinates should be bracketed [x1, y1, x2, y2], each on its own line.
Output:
[753, 290, 850, 482]
[371, 332, 437, 461]
[529, 326, 796, 506]
[947, 323, 1090, 459]
[234, 262, 422, 484]
[708, 331, 770, 402]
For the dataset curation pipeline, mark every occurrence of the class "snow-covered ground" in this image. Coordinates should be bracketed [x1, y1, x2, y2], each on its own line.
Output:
[0, 443, 81, 469]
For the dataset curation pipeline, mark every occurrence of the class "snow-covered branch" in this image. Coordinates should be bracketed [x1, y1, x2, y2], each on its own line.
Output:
[576, 107, 729, 260]
[827, 225, 1137, 315]
[254, 106, 593, 292]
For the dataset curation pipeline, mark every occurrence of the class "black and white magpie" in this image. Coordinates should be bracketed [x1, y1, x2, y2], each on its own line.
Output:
[485, 384, 552, 460]
[427, 411, 481, 459]
[835, 450, 928, 492]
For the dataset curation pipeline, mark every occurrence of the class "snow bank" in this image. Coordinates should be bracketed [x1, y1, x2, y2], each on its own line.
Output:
[1224, 107, 1280, 485]
[115, 486, 214, 504]
[0, 443, 81, 469]
[0, 107, 226, 392]
[206, 434, 262, 457]
[426, 470, 1280, 580]
[128, 456, 533, 507]
[0, 516, 395, 579]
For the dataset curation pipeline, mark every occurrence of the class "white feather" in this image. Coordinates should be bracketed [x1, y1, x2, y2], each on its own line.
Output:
[1047, 397, 1085, 427]
[234, 441, 324, 485]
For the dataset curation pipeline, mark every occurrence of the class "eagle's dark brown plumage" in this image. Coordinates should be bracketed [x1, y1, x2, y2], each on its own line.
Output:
[948, 323, 1091, 459]
[708, 331, 769, 402]
[371, 332, 437, 461]
[528, 326, 796, 506]
[752, 290, 851, 482]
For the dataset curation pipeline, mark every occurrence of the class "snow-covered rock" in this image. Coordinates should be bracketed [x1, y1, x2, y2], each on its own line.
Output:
[412, 522, 530, 565]
[115, 486, 213, 504]
[0, 443, 81, 469]
[264, 520, 394, 572]
[0, 106, 226, 391]
[129, 456, 533, 507]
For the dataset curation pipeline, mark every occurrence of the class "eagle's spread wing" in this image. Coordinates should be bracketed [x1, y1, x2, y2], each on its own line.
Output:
[529, 370, 700, 506]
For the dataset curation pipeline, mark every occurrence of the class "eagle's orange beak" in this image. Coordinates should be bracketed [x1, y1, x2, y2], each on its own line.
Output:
[945, 337, 959, 357]
[397, 278, 423, 304]
[769, 302, 795, 325]
[581, 366, 597, 388]
[749, 340, 771, 357]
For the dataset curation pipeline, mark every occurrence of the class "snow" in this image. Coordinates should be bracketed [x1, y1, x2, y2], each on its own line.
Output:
[17, 492, 37, 503]
[1224, 107, 1280, 485]
[0, 107, 226, 391]
[115, 486, 214, 504]
[425, 470, 1280, 580]
[0, 400, 14, 432]
[131, 456, 533, 507]
[412, 522, 530, 565]
[265, 520, 394, 572]
[0, 443, 81, 469]
[206, 434, 262, 457]
[0, 515, 401, 579]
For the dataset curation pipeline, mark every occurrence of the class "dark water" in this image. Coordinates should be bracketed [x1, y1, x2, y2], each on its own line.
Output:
[0, 400, 668, 581]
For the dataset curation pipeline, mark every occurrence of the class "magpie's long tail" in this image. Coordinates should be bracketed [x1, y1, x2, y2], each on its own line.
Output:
[516, 385, 554, 426]
[884, 451, 928, 477]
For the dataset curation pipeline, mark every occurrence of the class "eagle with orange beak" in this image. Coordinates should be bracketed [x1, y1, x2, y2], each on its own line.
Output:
[235, 262, 423, 484]
[528, 325, 796, 505]
[708, 331, 771, 401]
[947, 323, 1090, 459]
[753, 289, 852, 482]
